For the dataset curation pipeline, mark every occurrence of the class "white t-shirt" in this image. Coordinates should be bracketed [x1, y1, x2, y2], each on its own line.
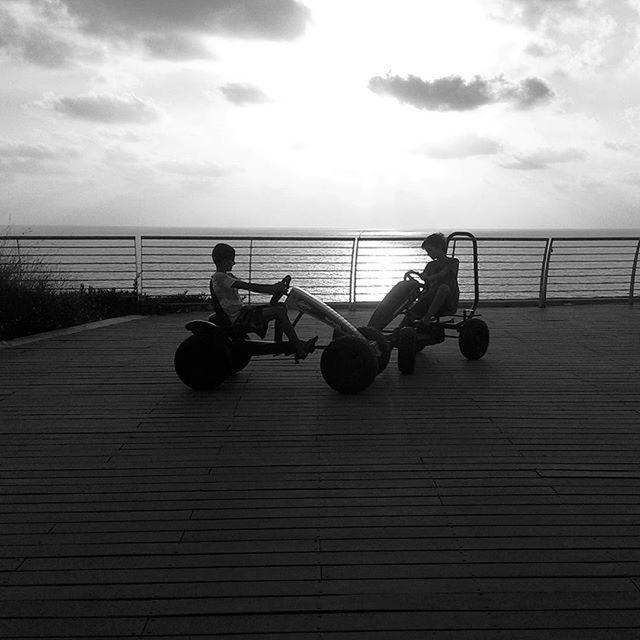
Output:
[211, 271, 244, 322]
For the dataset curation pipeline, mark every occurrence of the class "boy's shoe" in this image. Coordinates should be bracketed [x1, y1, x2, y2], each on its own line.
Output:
[295, 336, 319, 362]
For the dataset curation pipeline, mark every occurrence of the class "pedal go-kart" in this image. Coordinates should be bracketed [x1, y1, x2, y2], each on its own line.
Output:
[174, 276, 391, 394]
[366, 231, 490, 373]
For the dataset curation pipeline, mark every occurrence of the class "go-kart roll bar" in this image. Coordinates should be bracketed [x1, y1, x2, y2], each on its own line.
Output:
[446, 231, 479, 315]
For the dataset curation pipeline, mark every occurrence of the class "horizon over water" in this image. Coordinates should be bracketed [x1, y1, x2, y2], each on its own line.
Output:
[5, 223, 640, 238]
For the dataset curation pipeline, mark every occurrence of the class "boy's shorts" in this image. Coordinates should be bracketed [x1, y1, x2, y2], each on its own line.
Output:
[234, 304, 269, 337]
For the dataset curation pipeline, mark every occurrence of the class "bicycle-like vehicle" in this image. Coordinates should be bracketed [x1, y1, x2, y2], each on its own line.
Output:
[174, 276, 390, 394]
[366, 231, 490, 373]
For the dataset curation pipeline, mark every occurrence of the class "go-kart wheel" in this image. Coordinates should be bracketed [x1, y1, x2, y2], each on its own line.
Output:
[397, 326, 417, 374]
[270, 275, 291, 304]
[357, 326, 391, 374]
[321, 335, 378, 394]
[458, 318, 489, 360]
[174, 333, 232, 390]
[367, 280, 422, 331]
[230, 339, 252, 373]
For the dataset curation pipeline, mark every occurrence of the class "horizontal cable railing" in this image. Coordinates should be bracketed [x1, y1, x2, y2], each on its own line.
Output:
[2, 233, 639, 306]
[1, 236, 137, 291]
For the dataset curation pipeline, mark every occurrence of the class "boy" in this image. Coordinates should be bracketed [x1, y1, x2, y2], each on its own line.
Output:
[210, 243, 317, 360]
[406, 233, 459, 324]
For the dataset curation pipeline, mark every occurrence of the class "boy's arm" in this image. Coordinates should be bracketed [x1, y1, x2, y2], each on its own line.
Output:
[231, 279, 285, 296]
[421, 258, 459, 284]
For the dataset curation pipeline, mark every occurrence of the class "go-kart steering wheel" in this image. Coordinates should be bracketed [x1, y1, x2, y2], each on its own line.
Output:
[270, 275, 291, 304]
[403, 270, 425, 287]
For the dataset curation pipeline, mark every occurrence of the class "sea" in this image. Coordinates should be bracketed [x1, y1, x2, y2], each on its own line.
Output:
[3, 225, 640, 304]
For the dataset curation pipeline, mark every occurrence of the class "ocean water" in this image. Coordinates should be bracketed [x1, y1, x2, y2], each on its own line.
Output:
[3, 225, 639, 304]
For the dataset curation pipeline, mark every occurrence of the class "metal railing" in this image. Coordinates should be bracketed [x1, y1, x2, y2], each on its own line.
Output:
[2, 233, 639, 307]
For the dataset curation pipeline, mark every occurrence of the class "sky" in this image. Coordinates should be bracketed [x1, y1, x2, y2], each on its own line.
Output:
[1, 0, 640, 232]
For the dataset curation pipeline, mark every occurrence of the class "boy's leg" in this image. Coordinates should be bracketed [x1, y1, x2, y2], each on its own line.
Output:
[423, 284, 451, 319]
[404, 291, 435, 324]
[261, 304, 315, 357]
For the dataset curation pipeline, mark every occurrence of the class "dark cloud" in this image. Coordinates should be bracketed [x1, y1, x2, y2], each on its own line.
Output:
[44, 93, 159, 124]
[502, 76, 555, 109]
[64, 0, 311, 41]
[220, 83, 269, 105]
[143, 33, 214, 60]
[368, 74, 553, 111]
[502, 147, 586, 170]
[419, 134, 502, 159]
[369, 74, 492, 111]
[0, 3, 75, 67]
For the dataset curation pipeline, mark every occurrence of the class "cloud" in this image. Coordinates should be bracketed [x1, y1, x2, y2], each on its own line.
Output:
[64, 0, 311, 41]
[605, 141, 640, 154]
[41, 93, 159, 124]
[219, 83, 269, 105]
[418, 134, 502, 159]
[156, 160, 229, 177]
[368, 74, 554, 111]
[494, 0, 588, 29]
[496, 0, 640, 71]
[507, 77, 555, 108]
[0, 139, 78, 174]
[142, 33, 214, 60]
[524, 42, 548, 57]
[0, 2, 76, 67]
[502, 147, 586, 170]
[622, 172, 640, 186]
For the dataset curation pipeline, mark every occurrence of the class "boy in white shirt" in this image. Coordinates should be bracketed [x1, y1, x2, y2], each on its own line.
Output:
[211, 243, 316, 360]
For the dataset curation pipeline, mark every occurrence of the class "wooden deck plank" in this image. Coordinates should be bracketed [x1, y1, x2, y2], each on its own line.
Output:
[1, 304, 640, 637]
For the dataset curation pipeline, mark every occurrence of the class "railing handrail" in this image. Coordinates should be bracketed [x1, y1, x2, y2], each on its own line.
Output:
[3, 232, 639, 306]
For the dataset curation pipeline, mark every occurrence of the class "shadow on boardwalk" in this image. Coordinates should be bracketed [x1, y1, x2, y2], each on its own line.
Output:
[1, 304, 640, 639]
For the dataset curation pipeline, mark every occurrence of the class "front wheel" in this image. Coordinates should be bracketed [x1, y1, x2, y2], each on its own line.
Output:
[321, 336, 378, 394]
[458, 318, 490, 360]
[174, 333, 232, 390]
[397, 326, 417, 374]
[357, 326, 391, 373]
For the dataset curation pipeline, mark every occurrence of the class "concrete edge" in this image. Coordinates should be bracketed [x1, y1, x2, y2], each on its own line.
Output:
[0, 315, 148, 349]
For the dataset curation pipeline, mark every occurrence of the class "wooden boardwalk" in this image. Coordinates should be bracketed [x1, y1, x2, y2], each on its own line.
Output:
[1, 303, 640, 639]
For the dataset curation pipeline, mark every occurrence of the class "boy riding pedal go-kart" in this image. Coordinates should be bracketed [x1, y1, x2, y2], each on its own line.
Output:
[367, 231, 490, 373]
[174, 242, 391, 395]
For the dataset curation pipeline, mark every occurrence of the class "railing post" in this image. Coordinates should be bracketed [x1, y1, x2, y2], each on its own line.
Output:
[349, 235, 360, 308]
[630, 238, 640, 305]
[139, 237, 145, 296]
[248, 239, 253, 305]
[539, 237, 553, 308]
[134, 236, 141, 299]
[15, 238, 22, 281]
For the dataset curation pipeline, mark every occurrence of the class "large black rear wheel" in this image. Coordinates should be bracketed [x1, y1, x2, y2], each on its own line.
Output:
[174, 333, 232, 390]
[230, 339, 252, 373]
[321, 336, 378, 394]
[397, 326, 417, 374]
[458, 318, 490, 360]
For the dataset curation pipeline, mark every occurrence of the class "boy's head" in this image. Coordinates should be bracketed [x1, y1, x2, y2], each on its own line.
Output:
[212, 243, 235, 270]
[421, 233, 447, 258]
